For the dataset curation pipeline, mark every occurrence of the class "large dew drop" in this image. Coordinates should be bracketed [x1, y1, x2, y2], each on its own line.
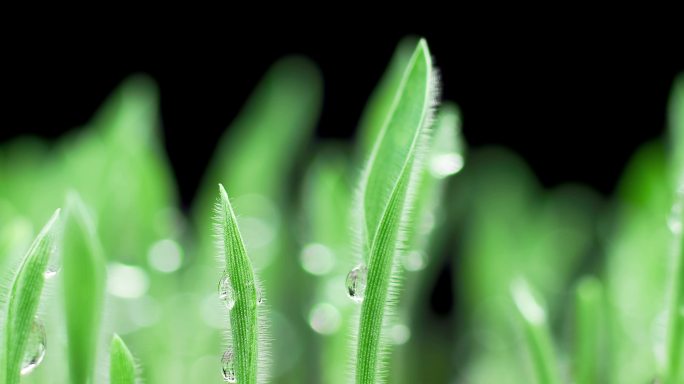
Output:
[218, 273, 236, 310]
[21, 318, 46, 376]
[221, 348, 237, 383]
[346, 264, 368, 303]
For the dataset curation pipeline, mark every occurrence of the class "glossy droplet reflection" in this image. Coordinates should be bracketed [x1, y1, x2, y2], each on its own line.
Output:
[44, 265, 60, 279]
[221, 348, 236, 382]
[256, 286, 264, 306]
[218, 273, 236, 310]
[21, 318, 46, 376]
[346, 264, 368, 303]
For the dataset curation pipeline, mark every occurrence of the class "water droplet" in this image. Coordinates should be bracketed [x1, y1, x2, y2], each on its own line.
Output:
[346, 264, 367, 303]
[21, 318, 46, 376]
[667, 202, 682, 235]
[309, 303, 342, 335]
[218, 273, 235, 310]
[256, 286, 264, 306]
[44, 265, 60, 279]
[221, 348, 236, 382]
[429, 153, 464, 178]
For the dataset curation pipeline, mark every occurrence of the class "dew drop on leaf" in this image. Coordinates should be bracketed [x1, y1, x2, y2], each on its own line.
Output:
[21, 318, 46, 376]
[221, 348, 237, 382]
[256, 286, 264, 306]
[218, 273, 235, 310]
[346, 264, 368, 303]
[44, 265, 60, 279]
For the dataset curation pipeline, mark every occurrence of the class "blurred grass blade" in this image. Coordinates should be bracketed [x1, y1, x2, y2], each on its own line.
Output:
[110, 334, 136, 384]
[353, 39, 437, 384]
[511, 279, 562, 384]
[573, 276, 605, 384]
[216, 184, 267, 384]
[300, 146, 352, 384]
[62, 193, 106, 384]
[194, 56, 322, 228]
[1, 209, 60, 384]
[665, 74, 684, 384]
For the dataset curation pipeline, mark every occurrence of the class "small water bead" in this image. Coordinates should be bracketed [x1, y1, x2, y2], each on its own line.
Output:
[221, 348, 236, 382]
[256, 286, 264, 306]
[346, 264, 368, 303]
[44, 265, 60, 279]
[218, 273, 236, 310]
[21, 318, 46, 376]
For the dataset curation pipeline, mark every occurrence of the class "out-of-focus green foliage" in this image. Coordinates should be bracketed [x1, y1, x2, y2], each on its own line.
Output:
[62, 194, 106, 384]
[0, 38, 681, 384]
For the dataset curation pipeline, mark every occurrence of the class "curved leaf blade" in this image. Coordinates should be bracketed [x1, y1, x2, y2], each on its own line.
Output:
[2, 209, 60, 384]
[353, 39, 437, 384]
[216, 184, 265, 384]
[109, 334, 136, 384]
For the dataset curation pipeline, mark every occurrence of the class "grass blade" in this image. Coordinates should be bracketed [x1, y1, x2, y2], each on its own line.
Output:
[573, 276, 605, 384]
[110, 334, 136, 384]
[1, 209, 60, 384]
[357, 37, 418, 158]
[664, 74, 684, 384]
[62, 193, 106, 384]
[511, 279, 562, 384]
[353, 38, 437, 384]
[216, 184, 267, 384]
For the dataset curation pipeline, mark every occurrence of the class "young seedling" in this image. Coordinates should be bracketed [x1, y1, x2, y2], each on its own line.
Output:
[110, 334, 137, 384]
[350, 39, 438, 384]
[215, 184, 268, 384]
[62, 193, 106, 384]
[1, 209, 60, 384]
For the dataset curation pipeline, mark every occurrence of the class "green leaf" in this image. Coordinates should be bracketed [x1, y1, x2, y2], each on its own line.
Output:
[353, 38, 437, 384]
[357, 37, 418, 158]
[511, 279, 562, 384]
[62, 193, 106, 384]
[109, 334, 136, 384]
[1, 209, 60, 384]
[216, 184, 266, 384]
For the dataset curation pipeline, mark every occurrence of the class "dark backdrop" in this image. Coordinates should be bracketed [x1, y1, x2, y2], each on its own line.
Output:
[3, 27, 683, 205]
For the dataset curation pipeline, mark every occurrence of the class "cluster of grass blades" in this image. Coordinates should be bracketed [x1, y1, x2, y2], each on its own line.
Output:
[0, 37, 682, 383]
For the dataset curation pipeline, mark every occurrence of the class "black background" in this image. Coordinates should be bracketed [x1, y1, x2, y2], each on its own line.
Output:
[3, 26, 683, 205]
